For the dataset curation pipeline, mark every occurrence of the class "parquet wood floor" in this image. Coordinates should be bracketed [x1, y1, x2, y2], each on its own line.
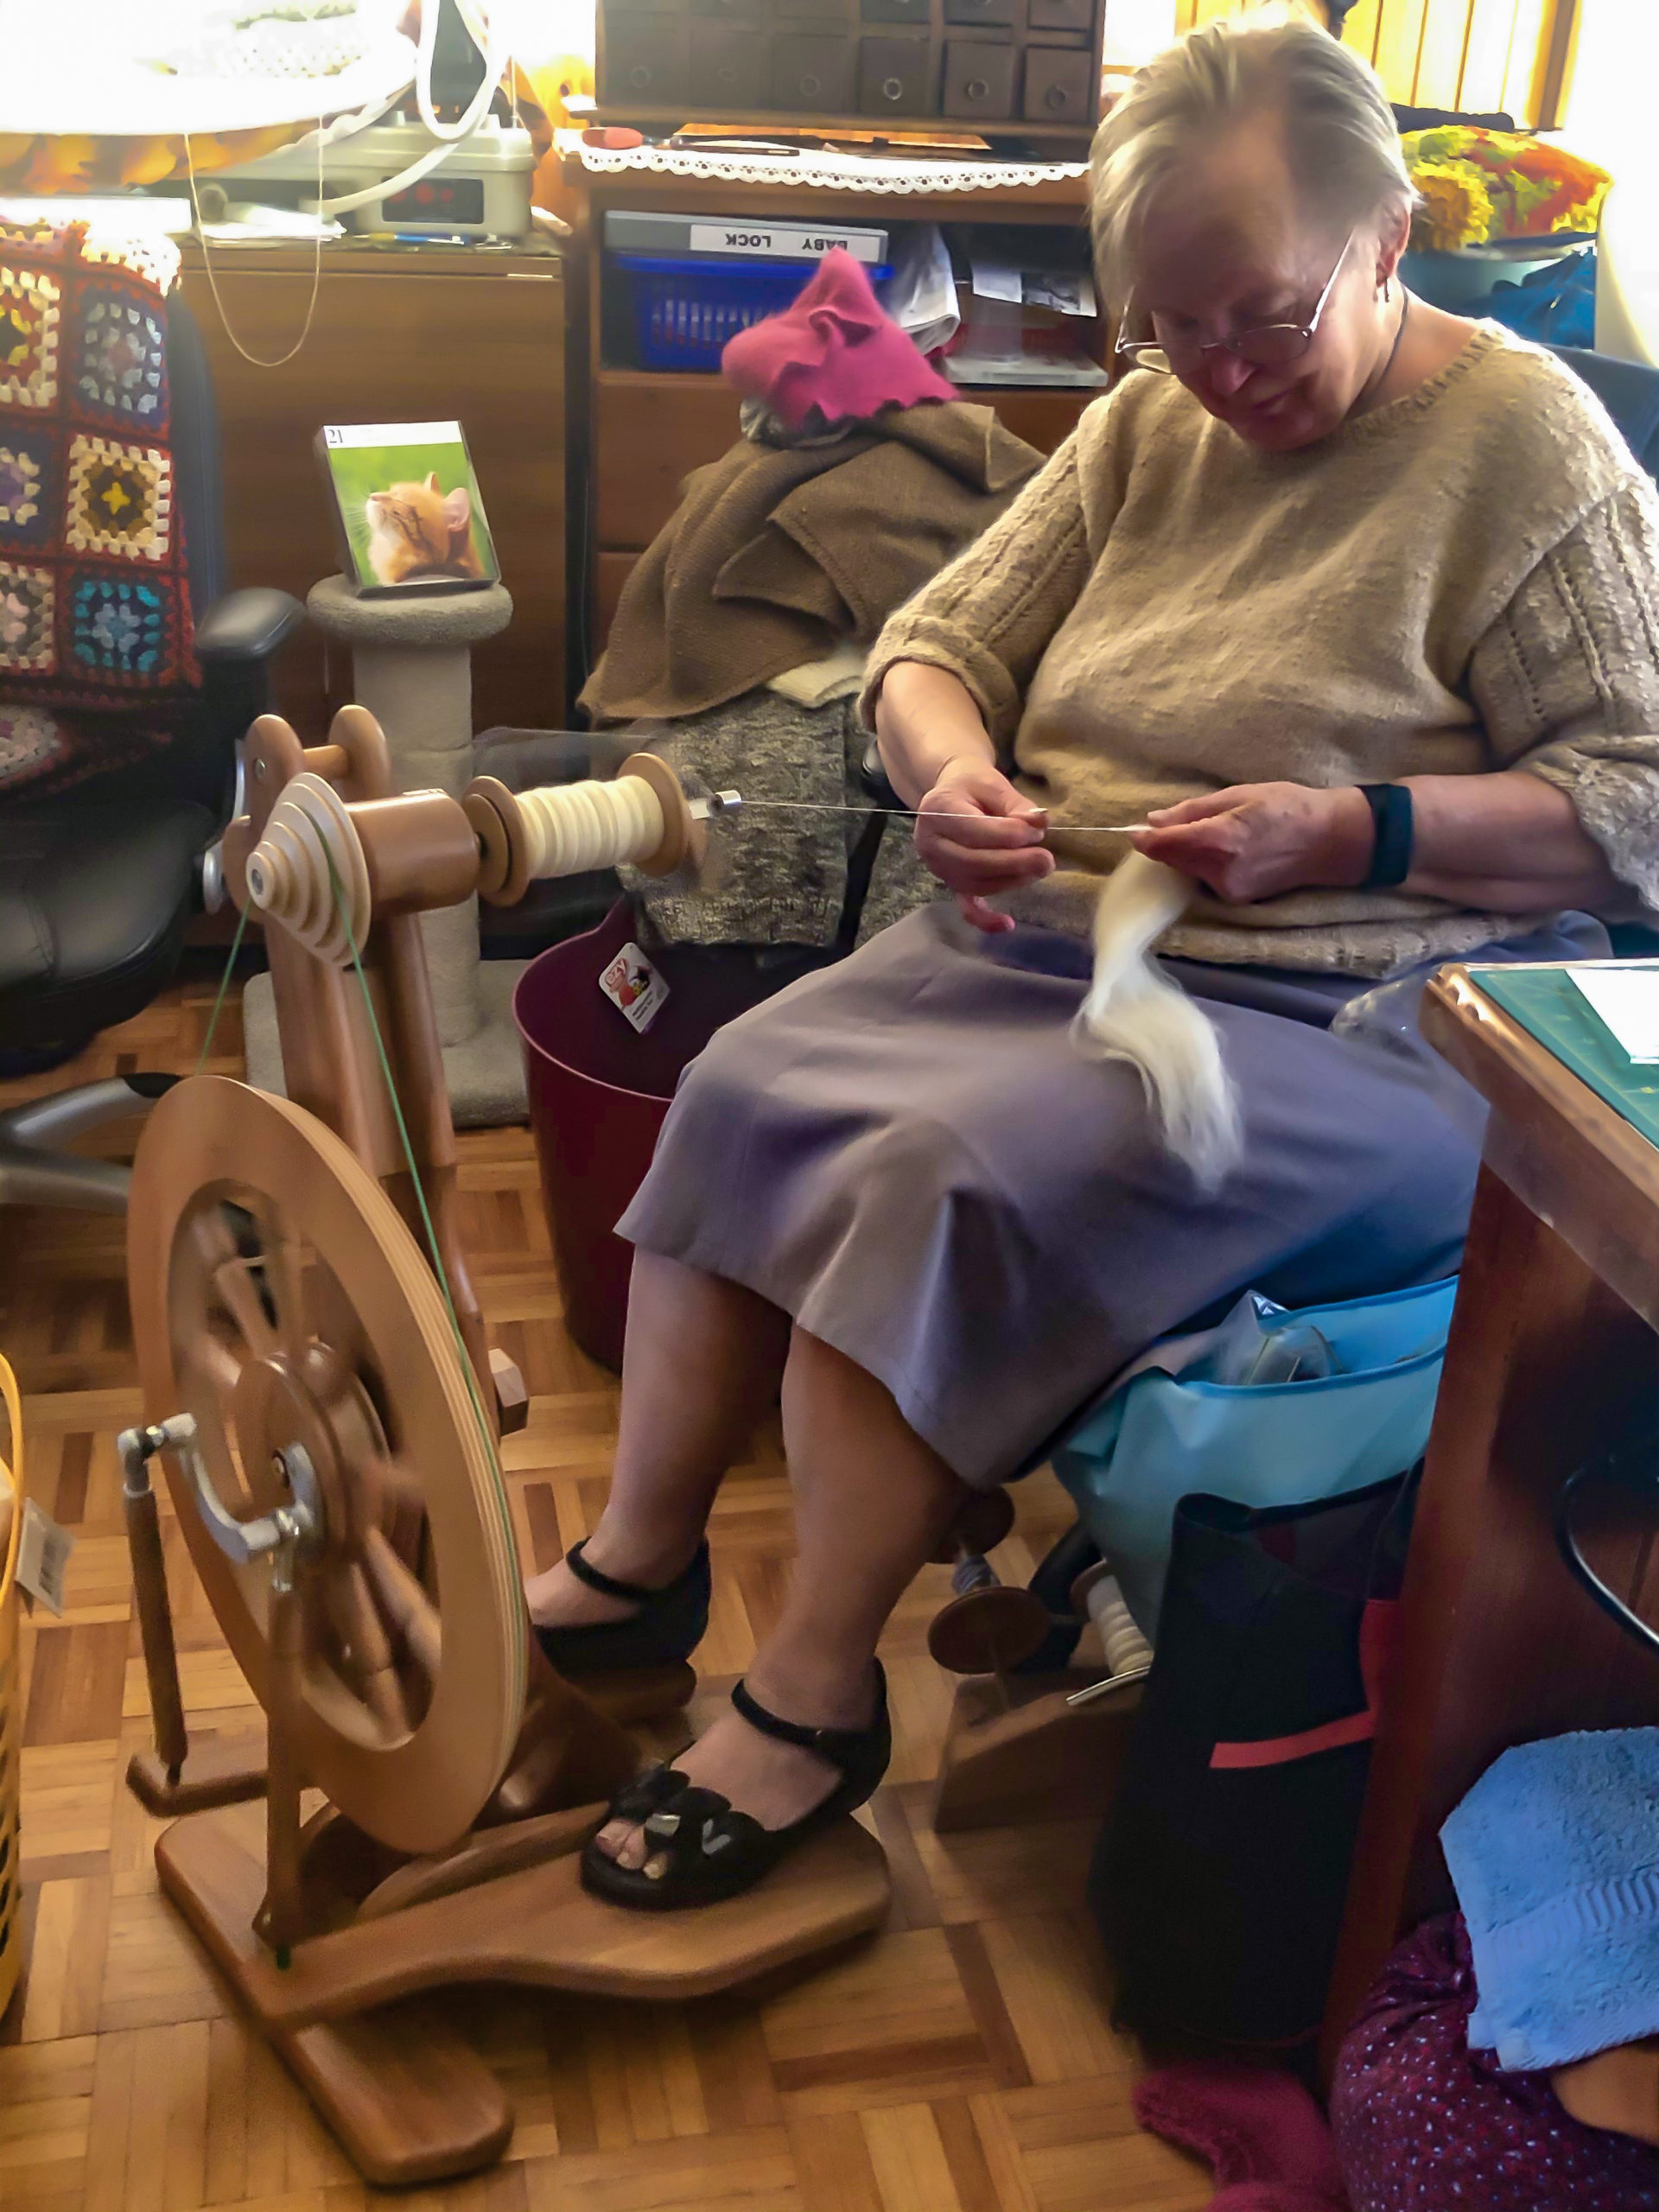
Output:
[0, 973, 1210, 2212]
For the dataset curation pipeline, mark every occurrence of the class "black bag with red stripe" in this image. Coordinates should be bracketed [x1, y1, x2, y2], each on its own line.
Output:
[1090, 1468, 1419, 2050]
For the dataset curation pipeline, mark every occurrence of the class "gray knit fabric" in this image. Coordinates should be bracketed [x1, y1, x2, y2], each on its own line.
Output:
[619, 688, 933, 948]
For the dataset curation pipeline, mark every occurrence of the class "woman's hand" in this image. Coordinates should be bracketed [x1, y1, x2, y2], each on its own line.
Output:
[914, 758, 1054, 934]
[1134, 783, 1373, 902]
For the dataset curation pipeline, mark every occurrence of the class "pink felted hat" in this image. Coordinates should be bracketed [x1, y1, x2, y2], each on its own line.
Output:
[721, 246, 956, 430]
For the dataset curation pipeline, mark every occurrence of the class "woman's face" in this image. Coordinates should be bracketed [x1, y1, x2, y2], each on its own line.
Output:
[1131, 128, 1399, 452]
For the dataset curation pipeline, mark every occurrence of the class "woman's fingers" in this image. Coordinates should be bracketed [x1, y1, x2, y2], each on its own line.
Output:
[941, 849, 1055, 892]
[1145, 789, 1253, 827]
[957, 893, 1017, 933]
[916, 801, 1046, 849]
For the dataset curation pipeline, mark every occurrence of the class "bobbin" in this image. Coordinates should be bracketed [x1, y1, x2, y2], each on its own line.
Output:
[465, 753, 705, 906]
[926, 1491, 1052, 1680]
[1066, 1559, 1154, 1704]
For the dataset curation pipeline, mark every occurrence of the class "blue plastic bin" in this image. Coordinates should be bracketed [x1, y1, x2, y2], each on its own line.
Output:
[613, 251, 893, 372]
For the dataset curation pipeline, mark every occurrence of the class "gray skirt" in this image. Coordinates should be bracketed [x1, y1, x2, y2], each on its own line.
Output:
[619, 902, 1588, 1486]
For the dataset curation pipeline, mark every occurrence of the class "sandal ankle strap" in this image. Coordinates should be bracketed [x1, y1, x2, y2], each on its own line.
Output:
[564, 1539, 701, 1606]
[730, 1663, 886, 1771]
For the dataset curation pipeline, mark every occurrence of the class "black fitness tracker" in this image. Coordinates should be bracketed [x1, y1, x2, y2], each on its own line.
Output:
[1357, 783, 1414, 889]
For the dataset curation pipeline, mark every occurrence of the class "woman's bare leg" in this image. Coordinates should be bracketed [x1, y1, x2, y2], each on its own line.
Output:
[524, 1251, 791, 1627]
[595, 1323, 963, 1866]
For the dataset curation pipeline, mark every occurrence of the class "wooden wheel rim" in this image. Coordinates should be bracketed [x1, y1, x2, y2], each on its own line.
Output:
[129, 1077, 525, 1854]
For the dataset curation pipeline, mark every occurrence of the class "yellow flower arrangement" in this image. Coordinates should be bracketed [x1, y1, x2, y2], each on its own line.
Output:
[1411, 160, 1497, 253]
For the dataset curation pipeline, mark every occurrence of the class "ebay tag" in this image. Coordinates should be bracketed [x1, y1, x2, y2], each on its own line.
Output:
[599, 942, 669, 1034]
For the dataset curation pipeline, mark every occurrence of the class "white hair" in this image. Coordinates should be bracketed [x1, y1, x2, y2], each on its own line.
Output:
[1089, 14, 1412, 310]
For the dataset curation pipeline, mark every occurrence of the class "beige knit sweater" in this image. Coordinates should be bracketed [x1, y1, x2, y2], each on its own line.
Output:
[863, 325, 1659, 972]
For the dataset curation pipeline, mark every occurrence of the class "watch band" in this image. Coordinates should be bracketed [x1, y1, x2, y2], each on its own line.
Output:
[1357, 783, 1414, 889]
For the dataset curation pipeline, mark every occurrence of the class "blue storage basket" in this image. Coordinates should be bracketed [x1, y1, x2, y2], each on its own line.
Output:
[1053, 1277, 1459, 1639]
[613, 251, 893, 372]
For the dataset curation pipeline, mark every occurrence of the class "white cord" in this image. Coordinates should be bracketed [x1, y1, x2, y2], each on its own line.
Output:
[415, 0, 505, 141]
[184, 111, 325, 371]
[517, 775, 666, 878]
[315, 0, 507, 214]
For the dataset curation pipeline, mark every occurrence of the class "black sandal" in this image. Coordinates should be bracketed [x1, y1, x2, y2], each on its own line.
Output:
[580, 1662, 891, 1911]
[532, 1540, 710, 1678]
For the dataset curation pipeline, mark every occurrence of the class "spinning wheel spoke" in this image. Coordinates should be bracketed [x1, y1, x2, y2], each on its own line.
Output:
[362, 1524, 442, 1681]
[194, 1322, 252, 1407]
[210, 1255, 282, 1362]
[259, 1229, 315, 1364]
[365, 1447, 429, 1526]
[327, 1558, 416, 1738]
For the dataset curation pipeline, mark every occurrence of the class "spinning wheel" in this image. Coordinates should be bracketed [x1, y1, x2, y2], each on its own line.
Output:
[114, 708, 891, 2186]
[129, 1076, 524, 1855]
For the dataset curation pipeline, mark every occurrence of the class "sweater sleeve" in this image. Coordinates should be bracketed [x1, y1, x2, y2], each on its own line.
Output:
[1468, 480, 1659, 915]
[859, 429, 1094, 746]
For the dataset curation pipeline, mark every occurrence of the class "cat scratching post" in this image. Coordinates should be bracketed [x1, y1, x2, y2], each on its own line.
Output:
[241, 576, 528, 1126]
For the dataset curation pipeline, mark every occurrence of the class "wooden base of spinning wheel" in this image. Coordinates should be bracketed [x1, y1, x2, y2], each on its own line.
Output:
[155, 1801, 890, 2183]
[126, 1733, 268, 1817]
[931, 1670, 1142, 1834]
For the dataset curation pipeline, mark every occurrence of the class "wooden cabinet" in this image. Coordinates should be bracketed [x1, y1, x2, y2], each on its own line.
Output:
[566, 162, 1104, 693]
[181, 245, 565, 738]
[595, 0, 1108, 143]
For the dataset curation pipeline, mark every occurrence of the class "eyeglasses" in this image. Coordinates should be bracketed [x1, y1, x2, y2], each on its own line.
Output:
[1115, 229, 1357, 376]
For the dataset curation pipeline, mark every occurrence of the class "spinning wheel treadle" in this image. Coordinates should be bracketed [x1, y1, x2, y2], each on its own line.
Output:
[128, 1074, 525, 1856]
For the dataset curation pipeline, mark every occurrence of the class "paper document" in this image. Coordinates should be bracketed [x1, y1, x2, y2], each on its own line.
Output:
[969, 260, 1024, 303]
[1570, 966, 1659, 1061]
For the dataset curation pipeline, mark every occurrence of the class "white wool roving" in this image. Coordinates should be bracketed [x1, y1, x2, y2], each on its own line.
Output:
[1069, 852, 1243, 1188]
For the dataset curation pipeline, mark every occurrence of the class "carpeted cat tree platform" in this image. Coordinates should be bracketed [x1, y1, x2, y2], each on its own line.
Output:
[242, 575, 530, 1126]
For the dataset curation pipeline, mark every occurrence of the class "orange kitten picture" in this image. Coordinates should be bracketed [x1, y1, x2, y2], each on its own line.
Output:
[364, 474, 484, 588]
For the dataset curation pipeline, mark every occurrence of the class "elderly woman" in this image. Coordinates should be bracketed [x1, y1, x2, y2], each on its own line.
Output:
[534, 18, 1659, 1910]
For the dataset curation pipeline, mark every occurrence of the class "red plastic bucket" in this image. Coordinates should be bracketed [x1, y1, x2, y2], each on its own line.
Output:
[513, 902, 825, 1370]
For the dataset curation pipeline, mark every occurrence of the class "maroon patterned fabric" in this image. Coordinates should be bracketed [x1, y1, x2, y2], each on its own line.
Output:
[1331, 1915, 1659, 2210]
[0, 221, 196, 795]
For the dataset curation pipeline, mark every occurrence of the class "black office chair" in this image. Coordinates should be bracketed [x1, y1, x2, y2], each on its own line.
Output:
[0, 294, 302, 1211]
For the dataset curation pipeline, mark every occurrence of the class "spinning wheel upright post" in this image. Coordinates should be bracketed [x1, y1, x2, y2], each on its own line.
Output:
[116, 707, 890, 2184]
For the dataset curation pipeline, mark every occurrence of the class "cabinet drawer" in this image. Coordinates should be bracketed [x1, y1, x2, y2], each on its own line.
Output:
[778, 0, 852, 16]
[942, 40, 1014, 118]
[857, 35, 932, 112]
[596, 377, 741, 547]
[690, 21, 767, 102]
[1027, 0, 1093, 27]
[769, 32, 855, 106]
[1022, 44, 1094, 121]
[602, 16, 688, 101]
[690, 0, 763, 20]
[861, 0, 929, 22]
[943, 0, 1014, 28]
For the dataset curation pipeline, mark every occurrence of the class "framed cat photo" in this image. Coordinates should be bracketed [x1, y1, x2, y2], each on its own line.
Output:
[316, 421, 499, 596]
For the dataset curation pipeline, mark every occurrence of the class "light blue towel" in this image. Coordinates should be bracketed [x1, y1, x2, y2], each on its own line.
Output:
[1441, 1729, 1659, 2072]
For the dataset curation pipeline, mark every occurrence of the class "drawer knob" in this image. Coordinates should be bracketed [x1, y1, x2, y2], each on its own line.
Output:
[966, 74, 988, 97]
[629, 63, 652, 85]
[1044, 82, 1067, 108]
[881, 73, 904, 96]
[800, 70, 821, 92]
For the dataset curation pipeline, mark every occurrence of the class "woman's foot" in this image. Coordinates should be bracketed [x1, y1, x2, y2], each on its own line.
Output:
[525, 1525, 698, 1630]
[584, 1661, 889, 1903]
[525, 1531, 711, 1679]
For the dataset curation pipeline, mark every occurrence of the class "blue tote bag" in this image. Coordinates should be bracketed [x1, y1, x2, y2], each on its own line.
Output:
[1052, 1277, 1457, 1637]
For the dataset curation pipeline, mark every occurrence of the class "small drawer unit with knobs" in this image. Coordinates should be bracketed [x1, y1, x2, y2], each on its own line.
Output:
[595, 0, 1106, 142]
